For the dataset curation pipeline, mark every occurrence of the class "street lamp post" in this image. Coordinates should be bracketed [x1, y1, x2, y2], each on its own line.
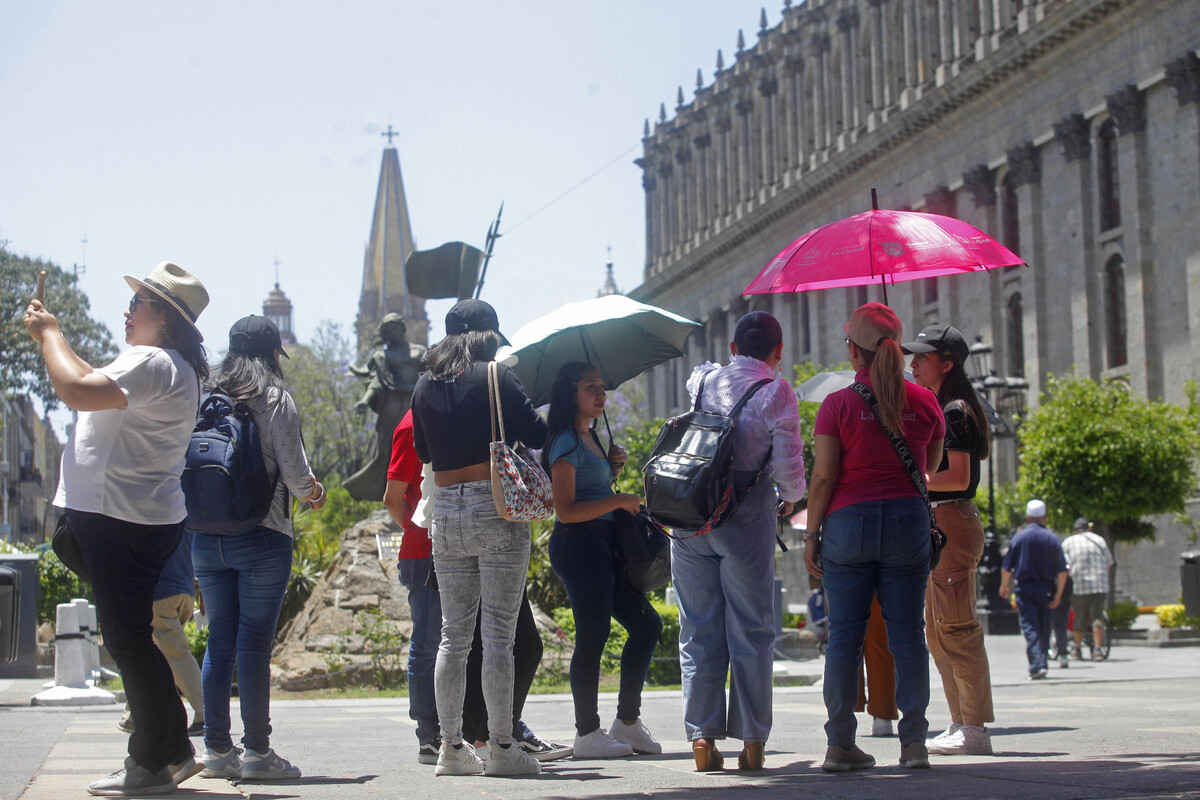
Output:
[968, 336, 1028, 634]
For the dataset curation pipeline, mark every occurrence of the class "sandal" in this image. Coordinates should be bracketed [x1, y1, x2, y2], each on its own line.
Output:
[738, 742, 765, 770]
[692, 739, 724, 772]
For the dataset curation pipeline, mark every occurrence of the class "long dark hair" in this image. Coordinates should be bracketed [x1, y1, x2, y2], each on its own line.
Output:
[422, 331, 503, 380]
[209, 348, 287, 403]
[938, 361, 991, 460]
[159, 304, 209, 384]
[540, 362, 596, 474]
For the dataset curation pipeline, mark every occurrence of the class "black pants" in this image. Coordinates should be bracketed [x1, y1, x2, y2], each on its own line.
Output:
[68, 510, 193, 772]
[461, 590, 542, 743]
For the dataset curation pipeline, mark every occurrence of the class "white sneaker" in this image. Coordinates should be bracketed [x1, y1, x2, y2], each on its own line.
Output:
[871, 717, 895, 737]
[167, 756, 204, 785]
[573, 727, 633, 759]
[200, 746, 242, 778]
[484, 741, 541, 776]
[474, 744, 490, 762]
[926, 722, 963, 749]
[609, 718, 662, 754]
[240, 748, 301, 780]
[435, 741, 484, 776]
[927, 724, 993, 755]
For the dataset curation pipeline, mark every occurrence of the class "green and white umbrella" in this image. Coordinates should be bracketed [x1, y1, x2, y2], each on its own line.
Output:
[498, 295, 700, 408]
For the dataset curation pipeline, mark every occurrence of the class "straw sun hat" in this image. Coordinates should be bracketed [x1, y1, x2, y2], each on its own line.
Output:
[123, 261, 210, 340]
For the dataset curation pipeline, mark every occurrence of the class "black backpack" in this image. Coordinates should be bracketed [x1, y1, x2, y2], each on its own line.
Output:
[182, 392, 276, 535]
[642, 372, 773, 533]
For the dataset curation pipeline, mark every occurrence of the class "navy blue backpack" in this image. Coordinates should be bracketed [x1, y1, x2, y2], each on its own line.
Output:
[182, 392, 275, 535]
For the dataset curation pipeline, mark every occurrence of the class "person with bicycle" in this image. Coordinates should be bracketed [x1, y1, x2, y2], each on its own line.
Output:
[1062, 518, 1115, 661]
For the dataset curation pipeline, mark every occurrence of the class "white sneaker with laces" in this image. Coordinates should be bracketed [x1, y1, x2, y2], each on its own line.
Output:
[927, 724, 993, 755]
[871, 717, 895, 737]
[484, 741, 541, 776]
[435, 741, 484, 776]
[240, 747, 301, 780]
[200, 746, 242, 778]
[474, 744, 490, 761]
[167, 756, 204, 785]
[573, 727, 633, 759]
[926, 722, 963, 749]
[86, 757, 176, 796]
[609, 717, 662, 754]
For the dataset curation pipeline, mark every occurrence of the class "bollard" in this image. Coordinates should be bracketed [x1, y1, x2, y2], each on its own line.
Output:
[72, 598, 100, 678]
[53, 602, 90, 688]
[1182, 551, 1200, 620]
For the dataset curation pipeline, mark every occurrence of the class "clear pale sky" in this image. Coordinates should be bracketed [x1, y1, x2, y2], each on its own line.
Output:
[1, 1, 772, 355]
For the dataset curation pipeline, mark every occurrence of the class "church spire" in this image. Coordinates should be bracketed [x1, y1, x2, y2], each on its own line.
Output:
[356, 133, 427, 353]
[597, 247, 621, 297]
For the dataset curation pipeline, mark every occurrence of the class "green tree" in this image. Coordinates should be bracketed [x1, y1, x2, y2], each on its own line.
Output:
[1017, 375, 1200, 542]
[283, 320, 370, 482]
[1, 247, 116, 408]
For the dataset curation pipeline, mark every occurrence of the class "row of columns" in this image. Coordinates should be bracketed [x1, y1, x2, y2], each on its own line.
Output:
[641, 0, 1063, 270]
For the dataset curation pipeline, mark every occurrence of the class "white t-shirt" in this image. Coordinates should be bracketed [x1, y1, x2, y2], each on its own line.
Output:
[54, 346, 199, 525]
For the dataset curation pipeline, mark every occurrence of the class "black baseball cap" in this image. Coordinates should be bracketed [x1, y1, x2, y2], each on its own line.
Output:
[1073, 517, 1091, 531]
[445, 299, 510, 346]
[228, 315, 289, 359]
[901, 324, 970, 363]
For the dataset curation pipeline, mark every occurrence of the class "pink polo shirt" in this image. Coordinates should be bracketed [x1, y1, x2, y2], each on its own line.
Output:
[814, 371, 945, 516]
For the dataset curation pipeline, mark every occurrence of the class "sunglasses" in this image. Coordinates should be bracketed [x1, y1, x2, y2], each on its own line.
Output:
[129, 294, 159, 312]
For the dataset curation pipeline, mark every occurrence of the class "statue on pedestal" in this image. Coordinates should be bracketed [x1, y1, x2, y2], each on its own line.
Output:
[344, 314, 426, 502]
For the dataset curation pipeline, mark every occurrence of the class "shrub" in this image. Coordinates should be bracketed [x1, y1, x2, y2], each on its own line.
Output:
[1156, 604, 1199, 629]
[1108, 601, 1139, 631]
[184, 619, 208, 666]
[325, 608, 409, 688]
[552, 598, 681, 686]
[36, 550, 92, 625]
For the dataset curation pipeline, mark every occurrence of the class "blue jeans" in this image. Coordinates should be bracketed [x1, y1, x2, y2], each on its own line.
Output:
[820, 497, 931, 748]
[399, 556, 441, 746]
[193, 528, 293, 753]
[431, 481, 529, 746]
[1016, 587, 1054, 675]
[69, 511, 193, 772]
[550, 518, 662, 736]
[672, 483, 776, 743]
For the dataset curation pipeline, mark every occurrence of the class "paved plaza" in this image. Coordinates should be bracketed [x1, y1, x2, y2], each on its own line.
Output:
[1, 633, 1198, 800]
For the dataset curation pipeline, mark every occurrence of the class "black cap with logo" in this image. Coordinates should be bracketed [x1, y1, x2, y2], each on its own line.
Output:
[901, 324, 970, 363]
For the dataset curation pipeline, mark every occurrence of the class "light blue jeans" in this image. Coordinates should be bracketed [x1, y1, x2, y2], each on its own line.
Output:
[398, 556, 441, 746]
[431, 481, 529, 746]
[820, 497, 931, 748]
[672, 483, 777, 743]
[193, 527, 293, 753]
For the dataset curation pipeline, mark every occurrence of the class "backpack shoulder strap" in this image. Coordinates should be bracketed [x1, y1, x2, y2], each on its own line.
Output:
[729, 378, 774, 419]
[849, 380, 935, 523]
[693, 370, 711, 412]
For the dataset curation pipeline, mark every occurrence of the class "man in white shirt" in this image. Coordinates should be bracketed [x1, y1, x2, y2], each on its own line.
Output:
[1061, 517, 1115, 660]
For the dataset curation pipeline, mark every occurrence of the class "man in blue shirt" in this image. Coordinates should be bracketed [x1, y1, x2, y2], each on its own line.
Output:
[1000, 500, 1068, 679]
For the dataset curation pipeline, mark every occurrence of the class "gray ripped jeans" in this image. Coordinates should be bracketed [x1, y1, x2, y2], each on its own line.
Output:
[431, 480, 530, 746]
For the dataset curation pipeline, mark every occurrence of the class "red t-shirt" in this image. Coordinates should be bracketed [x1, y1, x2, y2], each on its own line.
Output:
[386, 410, 430, 559]
[813, 371, 946, 516]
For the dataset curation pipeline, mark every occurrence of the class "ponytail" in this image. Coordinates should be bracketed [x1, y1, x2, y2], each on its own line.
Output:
[869, 337, 907, 435]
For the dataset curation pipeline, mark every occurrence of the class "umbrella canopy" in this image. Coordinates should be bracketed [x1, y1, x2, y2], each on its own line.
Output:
[794, 368, 1003, 430]
[743, 192, 1024, 299]
[497, 295, 700, 407]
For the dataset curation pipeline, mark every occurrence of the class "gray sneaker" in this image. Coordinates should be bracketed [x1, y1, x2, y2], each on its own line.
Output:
[240, 747, 301, 780]
[87, 757, 176, 796]
[484, 741, 541, 776]
[899, 741, 931, 769]
[168, 755, 204, 785]
[200, 746, 242, 778]
[821, 744, 876, 772]
[417, 740, 440, 765]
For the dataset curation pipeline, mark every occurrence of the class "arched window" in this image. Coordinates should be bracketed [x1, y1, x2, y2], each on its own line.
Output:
[1098, 119, 1121, 231]
[1007, 293, 1025, 378]
[1104, 255, 1127, 367]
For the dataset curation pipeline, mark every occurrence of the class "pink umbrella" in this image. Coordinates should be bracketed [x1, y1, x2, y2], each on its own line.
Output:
[743, 189, 1024, 303]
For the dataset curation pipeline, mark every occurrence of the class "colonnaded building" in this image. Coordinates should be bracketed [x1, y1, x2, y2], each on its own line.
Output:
[630, 0, 1200, 604]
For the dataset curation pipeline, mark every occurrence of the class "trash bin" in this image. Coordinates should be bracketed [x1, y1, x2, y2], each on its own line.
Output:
[1182, 551, 1200, 620]
[0, 565, 19, 664]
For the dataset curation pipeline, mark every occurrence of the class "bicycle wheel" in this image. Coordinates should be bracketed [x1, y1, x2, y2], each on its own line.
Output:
[1097, 616, 1112, 660]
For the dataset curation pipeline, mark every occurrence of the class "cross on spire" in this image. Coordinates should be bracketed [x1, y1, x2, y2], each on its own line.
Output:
[273, 257, 281, 286]
[381, 124, 398, 145]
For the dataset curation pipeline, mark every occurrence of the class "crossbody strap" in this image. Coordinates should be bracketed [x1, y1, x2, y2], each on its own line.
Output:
[848, 381, 935, 525]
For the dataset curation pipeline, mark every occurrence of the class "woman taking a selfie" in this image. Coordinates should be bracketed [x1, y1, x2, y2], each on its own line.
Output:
[25, 261, 209, 796]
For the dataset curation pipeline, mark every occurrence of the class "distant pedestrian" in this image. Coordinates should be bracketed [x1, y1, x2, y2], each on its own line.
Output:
[904, 324, 995, 756]
[672, 311, 806, 772]
[1062, 517, 1114, 661]
[805, 303, 945, 772]
[1000, 500, 1068, 679]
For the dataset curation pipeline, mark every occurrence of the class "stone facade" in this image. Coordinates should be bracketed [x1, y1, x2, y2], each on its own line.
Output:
[632, 0, 1200, 604]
